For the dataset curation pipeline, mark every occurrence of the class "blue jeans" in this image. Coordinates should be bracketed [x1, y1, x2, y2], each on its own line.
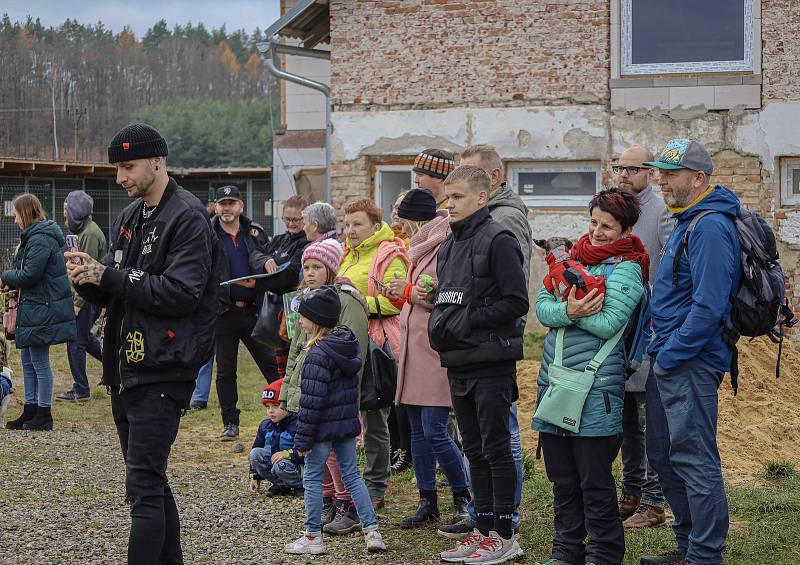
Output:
[406, 404, 469, 492]
[67, 303, 102, 396]
[302, 438, 378, 535]
[248, 448, 303, 488]
[467, 402, 523, 529]
[646, 356, 728, 564]
[191, 354, 214, 404]
[21, 345, 54, 407]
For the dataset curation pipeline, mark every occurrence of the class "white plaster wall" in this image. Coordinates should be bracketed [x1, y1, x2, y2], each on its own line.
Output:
[734, 100, 800, 175]
[284, 41, 330, 131]
[273, 146, 325, 233]
[331, 105, 609, 162]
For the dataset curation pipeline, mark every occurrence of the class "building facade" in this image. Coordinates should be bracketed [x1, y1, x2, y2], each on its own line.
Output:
[269, 0, 800, 328]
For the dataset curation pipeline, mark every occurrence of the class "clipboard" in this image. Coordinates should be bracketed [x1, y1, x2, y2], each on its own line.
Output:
[220, 262, 290, 286]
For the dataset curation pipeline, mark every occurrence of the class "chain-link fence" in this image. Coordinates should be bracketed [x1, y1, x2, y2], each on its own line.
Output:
[0, 178, 273, 270]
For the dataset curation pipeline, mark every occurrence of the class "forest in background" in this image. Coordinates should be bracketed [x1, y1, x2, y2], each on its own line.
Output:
[0, 16, 280, 167]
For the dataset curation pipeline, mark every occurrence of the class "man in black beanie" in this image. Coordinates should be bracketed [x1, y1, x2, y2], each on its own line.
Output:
[66, 123, 219, 564]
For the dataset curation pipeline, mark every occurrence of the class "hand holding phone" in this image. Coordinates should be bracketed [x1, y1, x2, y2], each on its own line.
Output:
[66, 235, 83, 265]
[370, 275, 390, 294]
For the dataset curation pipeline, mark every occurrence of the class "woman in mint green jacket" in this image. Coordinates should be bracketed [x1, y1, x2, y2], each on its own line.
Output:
[533, 188, 647, 565]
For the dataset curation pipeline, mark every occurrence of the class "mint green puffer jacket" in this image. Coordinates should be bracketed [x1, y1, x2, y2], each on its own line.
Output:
[532, 260, 643, 437]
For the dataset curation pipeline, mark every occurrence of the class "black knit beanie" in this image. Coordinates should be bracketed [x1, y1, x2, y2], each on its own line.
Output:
[108, 123, 169, 164]
[298, 286, 341, 329]
[398, 188, 437, 221]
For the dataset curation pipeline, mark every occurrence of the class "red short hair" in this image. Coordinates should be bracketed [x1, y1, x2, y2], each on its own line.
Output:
[344, 198, 383, 225]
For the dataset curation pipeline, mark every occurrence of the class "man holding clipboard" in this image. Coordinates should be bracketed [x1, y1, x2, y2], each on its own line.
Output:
[213, 185, 279, 441]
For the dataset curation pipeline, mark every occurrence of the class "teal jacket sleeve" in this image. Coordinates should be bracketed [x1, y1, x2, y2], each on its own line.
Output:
[576, 261, 644, 339]
[2, 240, 51, 289]
[535, 284, 572, 328]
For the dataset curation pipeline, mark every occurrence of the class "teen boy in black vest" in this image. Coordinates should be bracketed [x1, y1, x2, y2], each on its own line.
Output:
[427, 165, 528, 564]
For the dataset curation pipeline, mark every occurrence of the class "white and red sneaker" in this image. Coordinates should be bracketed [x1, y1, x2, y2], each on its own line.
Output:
[440, 529, 485, 562]
[284, 532, 325, 554]
[462, 531, 523, 564]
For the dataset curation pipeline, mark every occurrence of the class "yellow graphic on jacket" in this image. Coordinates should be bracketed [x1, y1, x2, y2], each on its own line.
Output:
[125, 330, 145, 363]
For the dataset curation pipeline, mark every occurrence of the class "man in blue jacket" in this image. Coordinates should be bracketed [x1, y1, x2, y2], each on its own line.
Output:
[640, 139, 742, 565]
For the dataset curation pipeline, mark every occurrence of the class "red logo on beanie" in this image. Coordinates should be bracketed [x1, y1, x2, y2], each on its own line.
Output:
[123, 142, 130, 150]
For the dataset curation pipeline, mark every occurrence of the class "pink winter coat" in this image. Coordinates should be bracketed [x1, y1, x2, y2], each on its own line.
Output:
[395, 211, 452, 407]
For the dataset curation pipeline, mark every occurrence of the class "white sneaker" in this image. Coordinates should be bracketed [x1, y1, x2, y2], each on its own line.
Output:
[284, 532, 325, 554]
[461, 531, 523, 564]
[364, 528, 387, 552]
[440, 529, 484, 562]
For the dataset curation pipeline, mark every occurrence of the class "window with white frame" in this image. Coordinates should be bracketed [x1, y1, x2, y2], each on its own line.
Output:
[780, 158, 800, 207]
[507, 162, 601, 208]
[374, 165, 414, 222]
[621, 0, 754, 75]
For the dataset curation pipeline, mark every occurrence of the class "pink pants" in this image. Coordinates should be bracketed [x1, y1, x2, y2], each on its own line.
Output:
[322, 452, 352, 501]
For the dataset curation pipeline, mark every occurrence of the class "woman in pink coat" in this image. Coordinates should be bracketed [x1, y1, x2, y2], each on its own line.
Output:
[383, 189, 470, 530]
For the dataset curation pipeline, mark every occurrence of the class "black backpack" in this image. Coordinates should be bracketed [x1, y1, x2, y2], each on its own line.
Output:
[674, 208, 797, 394]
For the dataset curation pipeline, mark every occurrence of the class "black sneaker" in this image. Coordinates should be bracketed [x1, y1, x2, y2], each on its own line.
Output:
[390, 448, 411, 474]
[437, 518, 475, 540]
[265, 484, 291, 497]
[56, 389, 90, 403]
[190, 400, 207, 410]
[220, 424, 239, 441]
[640, 549, 687, 565]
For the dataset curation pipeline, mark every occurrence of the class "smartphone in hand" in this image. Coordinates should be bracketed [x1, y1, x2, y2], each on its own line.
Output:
[370, 275, 390, 293]
[66, 234, 82, 265]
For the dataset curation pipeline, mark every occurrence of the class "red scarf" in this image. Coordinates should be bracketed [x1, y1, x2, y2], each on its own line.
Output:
[570, 233, 650, 284]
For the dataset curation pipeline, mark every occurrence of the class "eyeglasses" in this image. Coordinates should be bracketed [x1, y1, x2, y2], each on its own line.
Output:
[612, 165, 651, 175]
[282, 216, 304, 224]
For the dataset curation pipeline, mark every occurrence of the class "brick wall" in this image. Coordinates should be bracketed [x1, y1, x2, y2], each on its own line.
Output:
[762, 0, 800, 101]
[329, 0, 610, 110]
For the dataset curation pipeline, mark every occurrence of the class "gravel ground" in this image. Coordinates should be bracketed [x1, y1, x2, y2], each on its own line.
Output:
[0, 423, 439, 564]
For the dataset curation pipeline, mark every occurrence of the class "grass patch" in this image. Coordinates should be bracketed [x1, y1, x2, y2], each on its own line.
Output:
[523, 331, 546, 360]
[65, 485, 99, 500]
[763, 459, 797, 481]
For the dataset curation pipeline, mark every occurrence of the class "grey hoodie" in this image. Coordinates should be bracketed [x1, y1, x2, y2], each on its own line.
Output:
[627, 185, 675, 392]
[488, 182, 532, 285]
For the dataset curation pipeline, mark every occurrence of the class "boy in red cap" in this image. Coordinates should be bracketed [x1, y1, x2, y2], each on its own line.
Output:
[248, 378, 304, 496]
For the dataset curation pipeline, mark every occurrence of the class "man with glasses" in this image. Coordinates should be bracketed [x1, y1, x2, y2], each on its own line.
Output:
[613, 146, 673, 528]
[250, 195, 310, 381]
[212, 185, 280, 440]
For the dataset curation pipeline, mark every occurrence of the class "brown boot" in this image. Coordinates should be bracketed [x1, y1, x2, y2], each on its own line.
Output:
[623, 505, 667, 529]
[618, 492, 640, 520]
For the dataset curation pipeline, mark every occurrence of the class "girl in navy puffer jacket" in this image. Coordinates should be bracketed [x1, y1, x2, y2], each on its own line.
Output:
[285, 286, 387, 556]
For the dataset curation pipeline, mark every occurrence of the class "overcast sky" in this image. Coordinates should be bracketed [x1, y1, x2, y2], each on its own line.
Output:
[2, 0, 281, 37]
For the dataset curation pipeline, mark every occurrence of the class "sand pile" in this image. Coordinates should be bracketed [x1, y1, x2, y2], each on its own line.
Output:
[517, 336, 800, 484]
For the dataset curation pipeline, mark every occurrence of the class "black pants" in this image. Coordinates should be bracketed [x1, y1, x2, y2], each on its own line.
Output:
[66, 303, 102, 395]
[540, 433, 625, 565]
[111, 382, 193, 565]
[389, 404, 412, 458]
[449, 375, 516, 517]
[215, 306, 279, 425]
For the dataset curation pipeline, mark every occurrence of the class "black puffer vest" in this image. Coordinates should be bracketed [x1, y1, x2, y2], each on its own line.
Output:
[428, 207, 524, 368]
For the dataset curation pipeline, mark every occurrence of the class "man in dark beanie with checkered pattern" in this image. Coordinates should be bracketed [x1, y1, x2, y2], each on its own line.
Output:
[413, 148, 456, 207]
[66, 123, 219, 564]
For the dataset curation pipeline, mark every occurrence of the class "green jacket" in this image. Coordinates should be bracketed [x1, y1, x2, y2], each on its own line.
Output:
[280, 284, 369, 413]
[533, 260, 643, 437]
[72, 217, 107, 309]
[488, 183, 532, 282]
[2, 220, 77, 348]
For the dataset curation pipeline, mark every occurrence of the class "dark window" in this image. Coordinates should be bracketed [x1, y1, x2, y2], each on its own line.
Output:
[632, 0, 745, 65]
[517, 172, 597, 197]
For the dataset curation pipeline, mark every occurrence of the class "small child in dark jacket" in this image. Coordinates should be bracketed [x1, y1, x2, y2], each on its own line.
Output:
[285, 286, 387, 556]
[248, 378, 304, 496]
